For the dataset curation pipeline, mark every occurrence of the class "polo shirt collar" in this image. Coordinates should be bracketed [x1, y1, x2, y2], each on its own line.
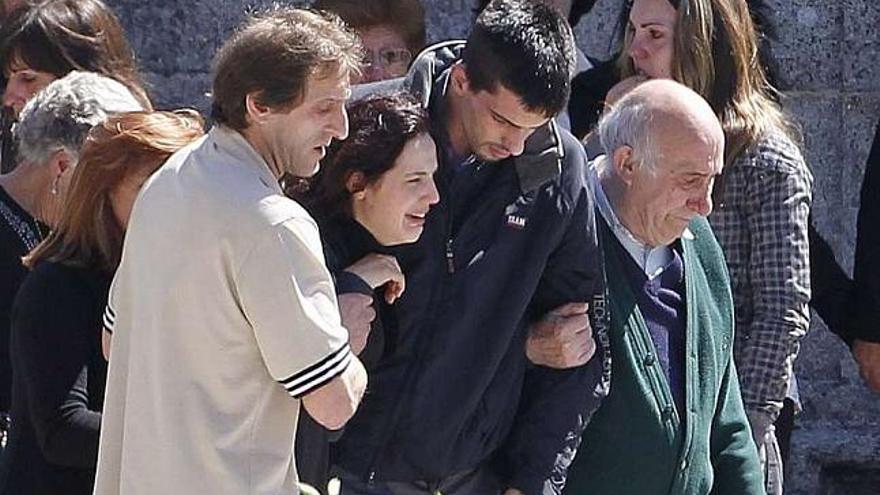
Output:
[209, 125, 281, 193]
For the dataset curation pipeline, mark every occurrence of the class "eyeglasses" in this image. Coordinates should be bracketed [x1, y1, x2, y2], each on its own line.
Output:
[362, 48, 413, 71]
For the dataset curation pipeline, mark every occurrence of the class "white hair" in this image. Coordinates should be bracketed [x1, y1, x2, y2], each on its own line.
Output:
[596, 95, 658, 173]
[15, 71, 145, 165]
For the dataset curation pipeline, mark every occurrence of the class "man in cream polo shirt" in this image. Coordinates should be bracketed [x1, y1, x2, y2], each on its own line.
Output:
[94, 9, 367, 495]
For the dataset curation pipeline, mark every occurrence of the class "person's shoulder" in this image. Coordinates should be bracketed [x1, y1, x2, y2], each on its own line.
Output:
[256, 194, 315, 229]
[548, 125, 589, 192]
[14, 262, 93, 311]
[736, 127, 809, 178]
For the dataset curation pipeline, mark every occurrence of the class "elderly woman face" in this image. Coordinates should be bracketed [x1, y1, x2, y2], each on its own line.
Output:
[627, 0, 676, 79]
[358, 25, 413, 83]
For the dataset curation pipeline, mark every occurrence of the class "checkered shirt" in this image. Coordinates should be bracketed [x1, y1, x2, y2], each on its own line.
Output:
[709, 128, 813, 424]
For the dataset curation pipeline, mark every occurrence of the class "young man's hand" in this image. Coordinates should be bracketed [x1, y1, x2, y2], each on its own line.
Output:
[526, 302, 595, 369]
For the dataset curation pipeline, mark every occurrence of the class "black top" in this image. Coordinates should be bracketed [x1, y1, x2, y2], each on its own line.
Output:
[295, 214, 388, 493]
[568, 57, 620, 141]
[0, 185, 41, 413]
[0, 261, 111, 495]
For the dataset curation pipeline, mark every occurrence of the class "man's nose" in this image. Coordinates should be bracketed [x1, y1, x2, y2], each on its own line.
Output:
[330, 106, 349, 141]
[688, 187, 713, 216]
[502, 128, 530, 157]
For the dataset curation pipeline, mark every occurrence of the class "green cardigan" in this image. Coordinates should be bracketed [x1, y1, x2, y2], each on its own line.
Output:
[563, 216, 764, 495]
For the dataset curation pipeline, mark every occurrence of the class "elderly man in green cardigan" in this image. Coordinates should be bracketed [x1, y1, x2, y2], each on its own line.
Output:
[562, 80, 764, 494]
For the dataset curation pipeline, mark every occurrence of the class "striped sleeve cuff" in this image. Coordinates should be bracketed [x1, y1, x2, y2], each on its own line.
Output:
[280, 343, 352, 398]
[103, 304, 116, 335]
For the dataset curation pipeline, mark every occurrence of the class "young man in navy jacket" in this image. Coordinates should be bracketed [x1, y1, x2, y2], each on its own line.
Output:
[333, 1, 607, 494]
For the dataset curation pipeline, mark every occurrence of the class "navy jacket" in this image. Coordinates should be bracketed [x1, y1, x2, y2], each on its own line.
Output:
[334, 42, 608, 494]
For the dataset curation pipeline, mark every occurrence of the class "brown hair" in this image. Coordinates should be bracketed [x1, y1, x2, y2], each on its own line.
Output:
[618, 0, 798, 164]
[211, 6, 362, 131]
[24, 110, 204, 271]
[0, 0, 151, 110]
[313, 0, 426, 56]
[298, 92, 430, 220]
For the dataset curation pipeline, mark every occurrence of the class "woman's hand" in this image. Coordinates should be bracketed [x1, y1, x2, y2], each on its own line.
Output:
[344, 253, 406, 304]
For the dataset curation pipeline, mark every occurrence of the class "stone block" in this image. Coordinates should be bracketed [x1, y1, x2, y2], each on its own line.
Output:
[575, 0, 625, 61]
[765, 0, 843, 92]
[111, 0, 308, 76]
[842, 94, 880, 207]
[424, 0, 474, 44]
[142, 71, 213, 114]
[783, 93, 844, 209]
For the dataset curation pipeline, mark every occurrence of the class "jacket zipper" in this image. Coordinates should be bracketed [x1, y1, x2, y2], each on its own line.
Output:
[446, 238, 455, 273]
[362, 167, 458, 483]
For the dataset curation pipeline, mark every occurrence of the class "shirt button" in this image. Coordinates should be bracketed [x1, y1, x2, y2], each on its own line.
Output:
[680, 459, 688, 471]
[644, 353, 656, 366]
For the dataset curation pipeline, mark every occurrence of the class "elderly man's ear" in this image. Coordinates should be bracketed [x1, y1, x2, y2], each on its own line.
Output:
[612, 145, 637, 187]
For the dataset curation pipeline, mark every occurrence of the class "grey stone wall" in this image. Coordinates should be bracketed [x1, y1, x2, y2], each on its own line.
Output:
[109, 0, 879, 492]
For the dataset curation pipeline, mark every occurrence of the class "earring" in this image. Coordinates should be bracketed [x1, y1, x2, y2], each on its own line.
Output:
[50, 175, 60, 195]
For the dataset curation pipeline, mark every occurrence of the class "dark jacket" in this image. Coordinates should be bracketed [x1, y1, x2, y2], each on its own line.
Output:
[846, 121, 880, 343]
[810, 121, 880, 344]
[334, 41, 607, 495]
[295, 215, 388, 494]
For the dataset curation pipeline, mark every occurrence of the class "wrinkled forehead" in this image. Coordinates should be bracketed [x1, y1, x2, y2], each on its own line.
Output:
[654, 125, 723, 174]
[303, 63, 353, 100]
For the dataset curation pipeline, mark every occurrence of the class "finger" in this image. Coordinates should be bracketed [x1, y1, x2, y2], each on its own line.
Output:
[554, 313, 590, 336]
[385, 283, 398, 304]
[547, 302, 589, 319]
[385, 280, 405, 304]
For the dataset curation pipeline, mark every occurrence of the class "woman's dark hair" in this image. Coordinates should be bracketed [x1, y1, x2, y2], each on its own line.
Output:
[474, 0, 599, 27]
[0, 0, 151, 109]
[299, 91, 430, 220]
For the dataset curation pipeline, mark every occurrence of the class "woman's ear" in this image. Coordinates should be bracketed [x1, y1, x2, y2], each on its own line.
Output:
[346, 171, 367, 200]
